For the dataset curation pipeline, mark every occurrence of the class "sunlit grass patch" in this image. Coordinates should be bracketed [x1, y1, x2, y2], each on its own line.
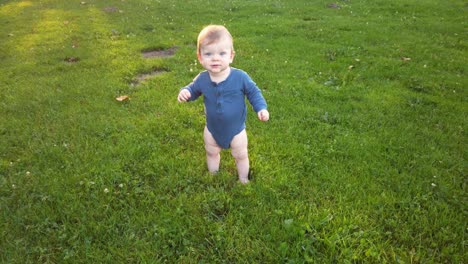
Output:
[0, 0, 466, 263]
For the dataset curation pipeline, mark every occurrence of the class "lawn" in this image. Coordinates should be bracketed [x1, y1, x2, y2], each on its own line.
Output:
[0, 0, 466, 263]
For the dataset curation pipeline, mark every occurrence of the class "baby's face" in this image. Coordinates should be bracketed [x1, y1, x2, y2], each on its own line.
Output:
[198, 36, 234, 76]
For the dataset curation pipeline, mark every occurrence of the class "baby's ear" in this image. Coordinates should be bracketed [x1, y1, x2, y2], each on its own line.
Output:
[230, 50, 235, 62]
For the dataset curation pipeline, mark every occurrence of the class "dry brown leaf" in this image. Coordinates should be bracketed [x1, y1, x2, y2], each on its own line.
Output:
[116, 95, 129, 102]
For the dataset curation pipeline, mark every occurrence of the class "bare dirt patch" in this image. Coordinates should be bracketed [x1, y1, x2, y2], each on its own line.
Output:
[142, 46, 178, 59]
[102, 6, 119, 13]
[327, 3, 341, 9]
[131, 69, 167, 86]
[64, 57, 80, 63]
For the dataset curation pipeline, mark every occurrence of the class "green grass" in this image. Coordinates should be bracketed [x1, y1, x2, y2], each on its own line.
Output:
[0, 0, 466, 262]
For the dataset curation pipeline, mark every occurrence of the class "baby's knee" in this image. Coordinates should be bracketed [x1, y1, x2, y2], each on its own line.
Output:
[232, 148, 248, 161]
[205, 145, 221, 157]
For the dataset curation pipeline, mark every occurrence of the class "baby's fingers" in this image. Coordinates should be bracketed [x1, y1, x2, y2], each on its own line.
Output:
[178, 90, 191, 102]
[258, 110, 270, 121]
[177, 94, 185, 102]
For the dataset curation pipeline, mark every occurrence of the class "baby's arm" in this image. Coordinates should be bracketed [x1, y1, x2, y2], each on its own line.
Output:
[241, 72, 269, 121]
[178, 89, 192, 102]
[178, 74, 203, 102]
[257, 109, 270, 122]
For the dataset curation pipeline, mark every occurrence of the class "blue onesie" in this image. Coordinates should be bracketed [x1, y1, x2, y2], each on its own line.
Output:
[183, 68, 267, 149]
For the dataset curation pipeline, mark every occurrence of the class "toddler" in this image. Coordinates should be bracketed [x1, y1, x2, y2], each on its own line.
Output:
[178, 25, 269, 184]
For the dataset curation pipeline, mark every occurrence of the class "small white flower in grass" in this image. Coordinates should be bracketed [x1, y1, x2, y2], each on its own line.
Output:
[431, 183, 436, 187]
[104, 188, 110, 193]
[11, 184, 16, 189]
[119, 184, 124, 188]
[26, 171, 31, 176]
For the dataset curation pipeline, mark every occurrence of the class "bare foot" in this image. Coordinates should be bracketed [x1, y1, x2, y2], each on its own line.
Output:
[239, 178, 249, 184]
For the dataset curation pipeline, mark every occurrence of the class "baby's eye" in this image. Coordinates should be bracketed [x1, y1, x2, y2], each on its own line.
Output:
[204, 52, 212, 56]
[220, 52, 227, 56]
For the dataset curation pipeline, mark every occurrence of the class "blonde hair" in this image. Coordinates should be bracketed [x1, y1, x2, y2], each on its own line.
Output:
[197, 25, 234, 55]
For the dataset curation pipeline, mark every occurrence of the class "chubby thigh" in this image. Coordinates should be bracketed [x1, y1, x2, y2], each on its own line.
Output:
[230, 129, 248, 160]
[204, 126, 222, 155]
[204, 127, 248, 158]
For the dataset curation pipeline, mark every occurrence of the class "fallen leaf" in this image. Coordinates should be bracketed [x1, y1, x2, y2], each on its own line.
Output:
[401, 57, 411, 61]
[116, 95, 129, 102]
[348, 65, 355, 70]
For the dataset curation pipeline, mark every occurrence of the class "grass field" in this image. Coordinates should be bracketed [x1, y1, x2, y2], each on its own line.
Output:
[0, 0, 466, 262]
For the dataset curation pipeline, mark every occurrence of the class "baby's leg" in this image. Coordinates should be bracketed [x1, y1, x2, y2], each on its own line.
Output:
[231, 129, 249, 183]
[204, 127, 221, 174]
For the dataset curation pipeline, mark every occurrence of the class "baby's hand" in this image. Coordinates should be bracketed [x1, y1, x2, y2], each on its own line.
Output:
[178, 89, 191, 102]
[257, 109, 269, 122]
